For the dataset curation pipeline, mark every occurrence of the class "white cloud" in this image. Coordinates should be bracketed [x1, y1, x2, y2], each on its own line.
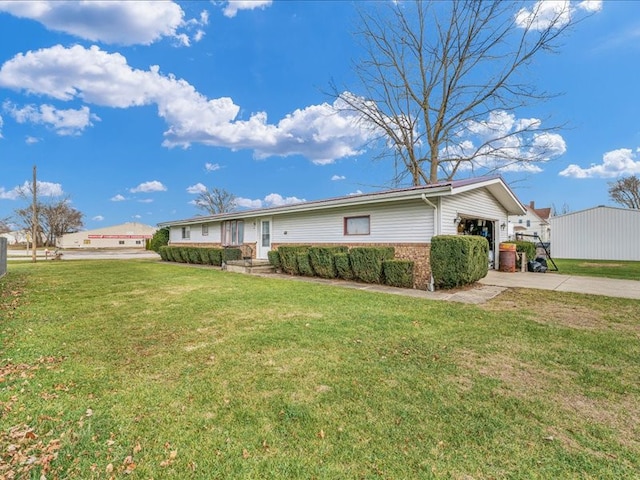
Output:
[578, 1, 603, 13]
[264, 193, 305, 206]
[222, 1, 272, 18]
[25, 136, 40, 144]
[0, 180, 63, 200]
[92, 215, 104, 221]
[3, 101, 99, 135]
[331, 175, 346, 181]
[515, 0, 601, 31]
[442, 110, 567, 174]
[36, 180, 63, 197]
[0, 187, 20, 200]
[111, 194, 126, 202]
[130, 180, 167, 193]
[559, 147, 640, 178]
[348, 190, 364, 196]
[138, 199, 154, 203]
[235, 193, 306, 209]
[186, 182, 207, 194]
[205, 162, 221, 172]
[0, 45, 372, 165]
[0, 0, 205, 46]
[0, 113, 3, 138]
[235, 197, 263, 209]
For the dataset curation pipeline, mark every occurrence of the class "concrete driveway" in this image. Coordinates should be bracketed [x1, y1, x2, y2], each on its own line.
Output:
[479, 270, 640, 300]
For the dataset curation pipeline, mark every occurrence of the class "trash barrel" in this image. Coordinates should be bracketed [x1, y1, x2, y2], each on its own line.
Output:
[499, 243, 516, 273]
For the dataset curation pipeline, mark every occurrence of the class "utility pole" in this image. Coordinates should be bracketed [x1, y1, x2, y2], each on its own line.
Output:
[32, 165, 37, 263]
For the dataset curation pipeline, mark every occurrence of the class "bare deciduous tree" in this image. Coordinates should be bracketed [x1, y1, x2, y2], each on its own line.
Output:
[336, 0, 592, 185]
[608, 175, 640, 210]
[194, 187, 237, 215]
[0, 217, 11, 234]
[14, 199, 83, 246]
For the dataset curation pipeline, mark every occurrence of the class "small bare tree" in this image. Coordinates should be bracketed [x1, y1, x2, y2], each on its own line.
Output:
[194, 187, 237, 215]
[0, 217, 10, 234]
[608, 175, 640, 210]
[14, 199, 83, 246]
[336, 0, 593, 185]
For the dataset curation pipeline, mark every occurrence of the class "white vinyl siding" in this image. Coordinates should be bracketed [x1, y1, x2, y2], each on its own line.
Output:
[440, 189, 509, 242]
[550, 206, 640, 260]
[272, 200, 433, 244]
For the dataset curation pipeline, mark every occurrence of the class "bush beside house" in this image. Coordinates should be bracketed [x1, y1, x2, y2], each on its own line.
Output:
[159, 246, 241, 267]
[431, 235, 489, 289]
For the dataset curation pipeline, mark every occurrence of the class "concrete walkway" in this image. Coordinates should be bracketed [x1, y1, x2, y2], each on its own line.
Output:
[479, 270, 640, 300]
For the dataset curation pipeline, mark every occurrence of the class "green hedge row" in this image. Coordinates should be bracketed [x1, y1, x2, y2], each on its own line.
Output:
[267, 246, 415, 289]
[430, 235, 488, 289]
[159, 246, 242, 266]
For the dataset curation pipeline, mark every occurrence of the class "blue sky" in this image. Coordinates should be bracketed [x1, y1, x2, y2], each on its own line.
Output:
[1, 0, 639, 230]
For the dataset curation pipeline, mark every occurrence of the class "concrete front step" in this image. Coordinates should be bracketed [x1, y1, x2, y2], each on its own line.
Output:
[225, 259, 275, 275]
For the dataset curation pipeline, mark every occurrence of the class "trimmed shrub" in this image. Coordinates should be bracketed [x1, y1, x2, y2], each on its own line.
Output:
[277, 246, 311, 275]
[308, 246, 348, 279]
[267, 250, 281, 270]
[334, 253, 354, 280]
[349, 247, 395, 284]
[198, 248, 212, 265]
[179, 248, 190, 263]
[158, 245, 169, 261]
[148, 227, 169, 252]
[431, 235, 489, 289]
[207, 248, 223, 266]
[186, 247, 202, 264]
[222, 248, 242, 262]
[383, 260, 415, 288]
[167, 246, 182, 262]
[296, 253, 314, 276]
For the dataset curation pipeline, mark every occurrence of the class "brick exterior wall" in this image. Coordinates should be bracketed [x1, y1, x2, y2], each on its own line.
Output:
[271, 242, 432, 290]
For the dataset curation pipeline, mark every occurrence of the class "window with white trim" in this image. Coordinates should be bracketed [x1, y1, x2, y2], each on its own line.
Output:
[222, 220, 244, 246]
[202, 224, 209, 236]
[181, 226, 190, 239]
[344, 216, 370, 235]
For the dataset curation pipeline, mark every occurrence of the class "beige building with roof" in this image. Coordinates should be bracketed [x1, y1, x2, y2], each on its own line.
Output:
[57, 222, 156, 249]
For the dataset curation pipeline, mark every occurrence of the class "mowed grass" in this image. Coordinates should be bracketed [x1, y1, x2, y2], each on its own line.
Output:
[1, 260, 639, 479]
[553, 258, 640, 280]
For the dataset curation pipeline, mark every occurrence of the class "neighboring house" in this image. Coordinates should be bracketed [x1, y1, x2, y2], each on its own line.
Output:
[508, 201, 551, 242]
[57, 222, 156, 249]
[550, 206, 640, 261]
[158, 176, 526, 290]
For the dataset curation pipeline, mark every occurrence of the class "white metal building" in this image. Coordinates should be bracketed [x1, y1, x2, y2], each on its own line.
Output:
[57, 222, 156, 249]
[550, 206, 640, 260]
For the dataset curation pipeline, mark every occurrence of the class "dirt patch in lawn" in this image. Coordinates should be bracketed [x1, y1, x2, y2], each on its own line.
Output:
[454, 349, 640, 452]
[480, 288, 640, 333]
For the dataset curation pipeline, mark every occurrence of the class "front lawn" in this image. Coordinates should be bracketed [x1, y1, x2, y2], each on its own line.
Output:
[553, 258, 640, 280]
[1, 260, 639, 478]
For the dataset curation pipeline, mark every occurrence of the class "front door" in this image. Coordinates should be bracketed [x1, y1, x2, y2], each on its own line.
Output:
[257, 218, 271, 259]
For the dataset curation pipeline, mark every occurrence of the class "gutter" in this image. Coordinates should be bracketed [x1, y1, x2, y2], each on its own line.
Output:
[421, 194, 437, 292]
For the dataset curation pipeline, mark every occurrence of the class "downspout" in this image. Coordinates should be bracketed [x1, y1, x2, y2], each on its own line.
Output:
[421, 194, 438, 292]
